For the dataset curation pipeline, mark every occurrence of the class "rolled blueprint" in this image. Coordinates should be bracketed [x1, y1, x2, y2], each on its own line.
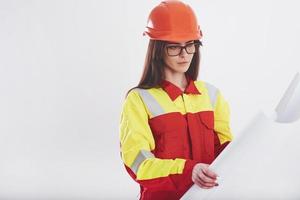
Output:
[182, 72, 300, 200]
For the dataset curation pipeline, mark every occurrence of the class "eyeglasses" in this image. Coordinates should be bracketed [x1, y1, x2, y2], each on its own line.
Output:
[165, 41, 202, 56]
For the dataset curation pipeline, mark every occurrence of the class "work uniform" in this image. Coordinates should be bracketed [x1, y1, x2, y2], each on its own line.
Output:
[119, 78, 233, 200]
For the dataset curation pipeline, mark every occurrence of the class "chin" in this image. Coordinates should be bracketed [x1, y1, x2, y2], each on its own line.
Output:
[166, 65, 189, 74]
[175, 66, 189, 73]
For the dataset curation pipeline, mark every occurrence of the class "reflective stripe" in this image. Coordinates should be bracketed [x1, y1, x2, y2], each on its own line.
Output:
[136, 89, 165, 117]
[130, 149, 155, 174]
[205, 82, 219, 109]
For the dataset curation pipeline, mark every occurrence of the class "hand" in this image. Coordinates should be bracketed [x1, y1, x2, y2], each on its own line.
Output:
[192, 163, 219, 189]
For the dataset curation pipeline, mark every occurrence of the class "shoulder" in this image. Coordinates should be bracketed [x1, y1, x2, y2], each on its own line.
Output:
[124, 87, 159, 107]
[194, 80, 220, 93]
[126, 88, 140, 99]
[124, 88, 144, 107]
[126, 87, 156, 98]
[126, 87, 164, 100]
[121, 89, 148, 116]
[194, 80, 223, 108]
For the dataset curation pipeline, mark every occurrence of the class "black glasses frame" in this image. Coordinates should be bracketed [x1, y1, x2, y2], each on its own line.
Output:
[165, 41, 202, 56]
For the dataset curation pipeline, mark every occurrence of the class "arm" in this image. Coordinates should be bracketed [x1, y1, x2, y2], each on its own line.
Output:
[213, 90, 233, 158]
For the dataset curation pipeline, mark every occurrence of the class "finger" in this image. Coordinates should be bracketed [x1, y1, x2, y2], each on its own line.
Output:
[198, 184, 212, 189]
[194, 165, 204, 174]
[194, 172, 216, 187]
[202, 168, 218, 179]
[196, 175, 217, 187]
[194, 176, 214, 189]
[198, 171, 217, 184]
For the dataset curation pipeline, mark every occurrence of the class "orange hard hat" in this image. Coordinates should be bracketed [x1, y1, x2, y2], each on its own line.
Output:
[143, 0, 202, 42]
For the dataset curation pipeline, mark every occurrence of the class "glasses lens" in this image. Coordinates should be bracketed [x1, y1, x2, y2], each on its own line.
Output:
[167, 46, 182, 56]
[185, 43, 196, 54]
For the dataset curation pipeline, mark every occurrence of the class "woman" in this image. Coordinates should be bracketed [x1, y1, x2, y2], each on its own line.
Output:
[119, 1, 233, 199]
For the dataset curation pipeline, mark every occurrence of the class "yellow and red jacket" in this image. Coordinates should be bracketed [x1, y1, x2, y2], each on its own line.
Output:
[119, 78, 233, 200]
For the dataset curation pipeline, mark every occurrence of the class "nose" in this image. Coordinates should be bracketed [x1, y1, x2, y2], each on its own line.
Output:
[179, 47, 188, 57]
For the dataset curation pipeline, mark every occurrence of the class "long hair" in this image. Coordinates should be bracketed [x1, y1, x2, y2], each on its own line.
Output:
[127, 40, 201, 95]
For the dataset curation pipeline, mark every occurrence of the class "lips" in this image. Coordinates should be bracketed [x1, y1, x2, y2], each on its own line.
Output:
[177, 61, 189, 64]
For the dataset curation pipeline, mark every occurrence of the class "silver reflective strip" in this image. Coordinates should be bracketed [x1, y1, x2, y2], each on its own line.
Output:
[130, 149, 155, 174]
[136, 89, 165, 117]
[205, 82, 219, 109]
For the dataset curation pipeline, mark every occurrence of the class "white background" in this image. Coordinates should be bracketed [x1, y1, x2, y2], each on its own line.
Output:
[0, 0, 299, 199]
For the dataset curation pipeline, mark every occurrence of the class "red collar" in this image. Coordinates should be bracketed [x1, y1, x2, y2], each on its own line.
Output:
[161, 77, 201, 101]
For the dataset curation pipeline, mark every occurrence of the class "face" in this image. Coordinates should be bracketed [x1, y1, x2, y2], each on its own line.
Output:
[163, 40, 198, 74]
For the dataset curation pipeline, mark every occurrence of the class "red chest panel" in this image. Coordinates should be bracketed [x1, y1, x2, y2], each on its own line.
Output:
[148, 110, 215, 164]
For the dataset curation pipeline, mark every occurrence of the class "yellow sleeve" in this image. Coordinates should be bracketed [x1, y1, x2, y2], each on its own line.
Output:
[214, 90, 233, 144]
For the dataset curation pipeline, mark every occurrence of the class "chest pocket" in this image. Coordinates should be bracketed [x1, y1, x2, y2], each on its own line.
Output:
[196, 111, 215, 161]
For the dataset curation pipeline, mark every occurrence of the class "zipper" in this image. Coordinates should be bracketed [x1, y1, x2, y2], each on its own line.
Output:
[181, 94, 187, 114]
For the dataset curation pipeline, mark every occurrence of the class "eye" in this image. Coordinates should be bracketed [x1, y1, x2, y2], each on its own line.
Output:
[168, 46, 181, 50]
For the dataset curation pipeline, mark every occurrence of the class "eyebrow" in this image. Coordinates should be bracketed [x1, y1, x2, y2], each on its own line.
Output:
[167, 40, 194, 45]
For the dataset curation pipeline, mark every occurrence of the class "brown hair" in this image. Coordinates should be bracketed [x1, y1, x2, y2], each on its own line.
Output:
[127, 40, 201, 95]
